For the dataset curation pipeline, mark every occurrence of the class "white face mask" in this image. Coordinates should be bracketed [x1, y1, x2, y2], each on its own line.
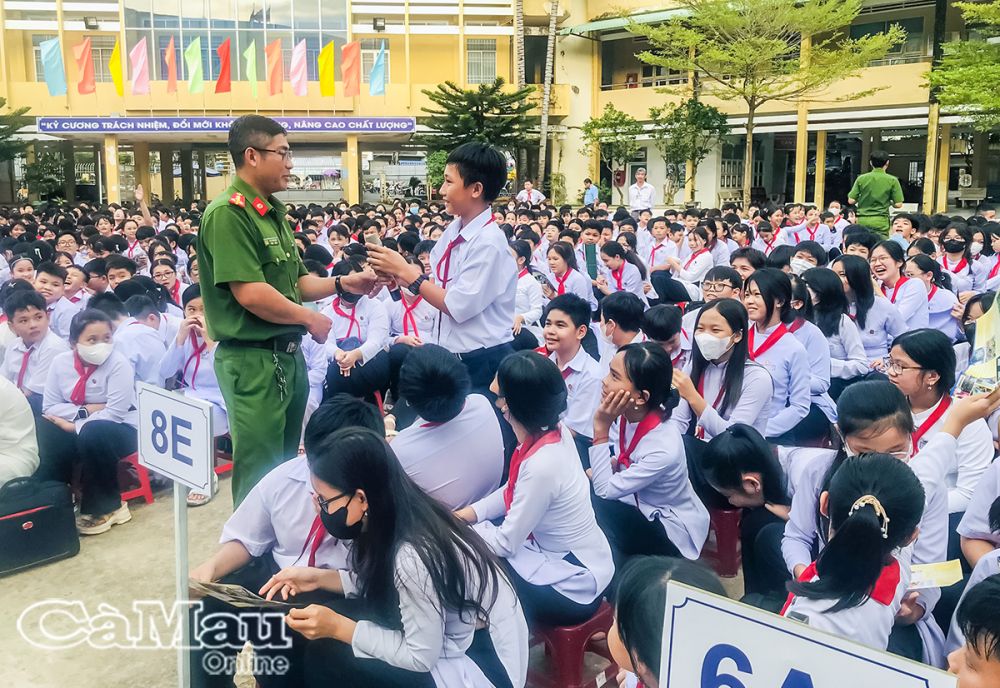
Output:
[77, 342, 113, 366]
[828, 206, 841, 216]
[695, 333, 734, 361]
[790, 257, 813, 276]
[970, 241, 984, 257]
[597, 323, 614, 345]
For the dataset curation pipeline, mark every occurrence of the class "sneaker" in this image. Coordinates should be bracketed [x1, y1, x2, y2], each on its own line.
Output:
[76, 501, 132, 536]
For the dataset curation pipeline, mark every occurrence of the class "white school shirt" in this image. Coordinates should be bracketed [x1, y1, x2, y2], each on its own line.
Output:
[1, 330, 68, 396]
[430, 207, 517, 354]
[157, 312, 181, 347]
[43, 350, 138, 431]
[850, 297, 907, 360]
[471, 426, 614, 605]
[65, 290, 90, 308]
[912, 398, 994, 514]
[221, 454, 351, 571]
[598, 330, 646, 373]
[390, 394, 504, 510]
[590, 417, 710, 560]
[387, 296, 438, 344]
[351, 542, 529, 688]
[113, 318, 167, 385]
[159, 334, 228, 435]
[751, 234, 787, 256]
[790, 319, 835, 422]
[946, 549, 1000, 656]
[516, 188, 544, 205]
[300, 334, 327, 416]
[47, 296, 81, 340]
[668, 359, 774, 441]
[546, 347, 603, 439]
[927, 285, 962, 342]
[0, 375, 39, 489]
[785, 222, 837, 252]
[709, 239, 731, 267]
[552, 268, 598, 311]
[646, 239, 678, 275]
[599, 261, 647, 303]
[628, 182, 655, 212]
[750, 322, 811, 438]
[957, 457, 1000, 547]
[673, 248, 713, 285]
[880, 277, 929, 331]
[939, 255, 986, 294]
[320, 296, 390, 364]
[824, 314, 869, 380]
[634, 227, 655, 260]
[514, 271, 545, 327]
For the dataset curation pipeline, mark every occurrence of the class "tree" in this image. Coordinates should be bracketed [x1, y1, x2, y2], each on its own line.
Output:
[579, 104, 644, 204]
[649, 99, 730, 204]
[24, 149, 65, 200]
[513, 0, 528, 187]
[628, 0, 904, 208]
[536, 0, 560, 188]
[415, 78, 536, 153]
[927, 0, 1000, 130]
[0, 98, 31, 163]
[424, 149, 449, 199]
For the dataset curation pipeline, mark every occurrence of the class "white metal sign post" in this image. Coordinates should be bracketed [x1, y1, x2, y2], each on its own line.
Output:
[137, 383, 215, 688]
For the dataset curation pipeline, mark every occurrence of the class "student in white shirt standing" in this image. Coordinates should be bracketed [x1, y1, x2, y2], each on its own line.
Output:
[627, 167, 655, 218]
[457, 351, 614, 626]
[369, 143, 517, 395]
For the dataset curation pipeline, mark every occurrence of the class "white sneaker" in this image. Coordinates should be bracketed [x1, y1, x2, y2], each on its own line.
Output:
[76, 501, 132, 535]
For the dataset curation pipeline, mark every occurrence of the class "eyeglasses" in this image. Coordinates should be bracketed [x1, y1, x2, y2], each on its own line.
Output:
[152, 270, 175, 279]
[702, 282, 732, 294]
[251, 147, 293, 161]
[314, 491, 349, 514]
[882, 357, 924, 376]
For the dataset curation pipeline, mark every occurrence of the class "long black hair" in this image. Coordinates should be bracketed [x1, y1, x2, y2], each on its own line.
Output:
[600, 241, 647, 280]
[906, 253, 952, 291]
[307, 427, 505, 625]
[703, 424, 790, 506]
[801, 267, 848, 338]
[832, 254, 874, 329]
[496, 350, 567, 435]
[744, 267, 792, 324]
[891, 328, 956, 397]
[620, 342, 678, 417]
[689, 298, 750, 416]
[510, 239, 534, 275]
[547, 241, 579, 273]
[789, 454, 924, 612]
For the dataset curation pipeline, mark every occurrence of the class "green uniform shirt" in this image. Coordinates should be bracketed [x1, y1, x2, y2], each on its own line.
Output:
[197, 176, 307, 342]
[848, 168, 904, 231]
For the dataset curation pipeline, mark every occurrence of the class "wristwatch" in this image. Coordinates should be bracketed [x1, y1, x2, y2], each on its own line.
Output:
[334, 275, 344, 296]
[75, 407, 89, 420]
[408, 274, 428, 295]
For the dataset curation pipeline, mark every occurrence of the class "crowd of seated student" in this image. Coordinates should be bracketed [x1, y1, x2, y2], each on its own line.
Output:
[6, 195, 1000, 688]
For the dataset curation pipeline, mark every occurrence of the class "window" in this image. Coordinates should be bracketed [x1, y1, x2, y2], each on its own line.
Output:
[360, 38, 389, 83]
[91, 36, 119, 83]
[851, 16, 925, 57]
[467, 38, 496, 84]
[32, 34, 57, 81]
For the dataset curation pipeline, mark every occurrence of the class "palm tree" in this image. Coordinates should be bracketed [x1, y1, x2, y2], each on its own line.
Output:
[536, 0, 559, 189]
[514, 0, 527, 189]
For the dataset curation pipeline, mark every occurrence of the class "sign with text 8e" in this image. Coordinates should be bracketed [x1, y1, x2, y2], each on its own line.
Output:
[660, 583, 955, 688]
[137, 383, 214, 493]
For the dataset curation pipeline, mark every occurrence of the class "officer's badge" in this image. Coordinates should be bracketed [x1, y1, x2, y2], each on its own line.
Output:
[228, 192, 245, 207]
[252, 197, 268, 217]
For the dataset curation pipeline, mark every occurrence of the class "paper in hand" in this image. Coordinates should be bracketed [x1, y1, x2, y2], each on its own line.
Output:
[189, 580, 298, 610]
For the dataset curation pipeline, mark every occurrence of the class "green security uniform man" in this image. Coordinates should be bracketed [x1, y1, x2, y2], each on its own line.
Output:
[848, 149, 904, 237]
[198, 115, 375, 505]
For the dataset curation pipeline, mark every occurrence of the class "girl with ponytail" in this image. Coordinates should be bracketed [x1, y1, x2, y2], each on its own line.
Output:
[597, 241, 648, 303]
[905, 253, 961, 342]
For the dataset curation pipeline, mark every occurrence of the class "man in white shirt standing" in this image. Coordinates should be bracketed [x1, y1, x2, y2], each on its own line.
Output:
[628, 167, 656, 218]
[515, 179, 545, 206]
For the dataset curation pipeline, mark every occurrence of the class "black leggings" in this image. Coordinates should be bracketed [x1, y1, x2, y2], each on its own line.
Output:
[592, 495, 681, 574]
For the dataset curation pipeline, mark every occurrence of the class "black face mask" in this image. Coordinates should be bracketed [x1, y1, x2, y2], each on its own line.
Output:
[943, 239, 967, 254]
[965, 322, 977, 346]
[319, 495, 364, 540]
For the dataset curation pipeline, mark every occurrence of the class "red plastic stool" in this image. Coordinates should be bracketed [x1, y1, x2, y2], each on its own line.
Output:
[120, 452, 154, 505]
[526, 601, 618, 688]
[704, 507, 742, 577]
[214, 434, 233, 476]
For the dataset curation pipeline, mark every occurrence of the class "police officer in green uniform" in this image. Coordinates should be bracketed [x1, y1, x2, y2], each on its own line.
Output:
[848, 149, 904, 237]
[198, 115, 375, 505]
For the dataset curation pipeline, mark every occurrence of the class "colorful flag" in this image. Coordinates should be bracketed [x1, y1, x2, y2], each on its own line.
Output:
[290, 40, 307, 97]
[129, 36, 150, 95]
[341, 41, 360, 98]
[368, 40, 386, 96]
[243, 40, 257, 99]
[109, 37, 124, 96]
[164, 36, 178, 93]
[72, 37, 95, 95]
[265, 39, 283, 95]
[184, 37, 204, 93]
[215, 38, 232, 93]
[318, 41, 335, 97]
[39, 38, 67, 96]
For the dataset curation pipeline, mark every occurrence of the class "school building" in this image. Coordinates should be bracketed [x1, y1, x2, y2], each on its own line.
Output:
[0, 0, 991, 211]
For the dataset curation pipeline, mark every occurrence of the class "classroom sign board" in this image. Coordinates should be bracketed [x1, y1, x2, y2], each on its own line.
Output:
[660, 582, 956, 688]
[136, 383, 214, 493]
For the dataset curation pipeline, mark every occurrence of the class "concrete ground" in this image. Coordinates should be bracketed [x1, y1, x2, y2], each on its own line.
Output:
[2, 479, 744, 688]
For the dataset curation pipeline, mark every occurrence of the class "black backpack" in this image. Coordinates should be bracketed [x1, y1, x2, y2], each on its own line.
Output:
[0, 477, 79, 576]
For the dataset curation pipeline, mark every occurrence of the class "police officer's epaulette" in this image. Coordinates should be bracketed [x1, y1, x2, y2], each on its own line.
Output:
[229, 192, 246, 208]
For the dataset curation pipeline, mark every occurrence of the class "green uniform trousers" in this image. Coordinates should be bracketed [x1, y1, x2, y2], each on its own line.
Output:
[856, 214, 890, 237]
[214, 343, 308, 506]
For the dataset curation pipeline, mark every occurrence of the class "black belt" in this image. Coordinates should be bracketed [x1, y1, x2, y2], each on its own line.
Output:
[220, 334, 302, 354]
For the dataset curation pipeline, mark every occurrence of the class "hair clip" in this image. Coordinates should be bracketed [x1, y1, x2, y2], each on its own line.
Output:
[848, 494, 890, 539]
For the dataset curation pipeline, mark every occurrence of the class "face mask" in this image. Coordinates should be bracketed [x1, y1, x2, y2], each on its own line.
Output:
[827, 206, 841, 216]
[77, 342, 113, 366]
[695, 333, 733, 361]
[970, 241, 984, 256]
[789, 257, 813, 276]
[943, 239, 966, 254]
[598, 323, 614, 345]
[319, 495, 364, 540]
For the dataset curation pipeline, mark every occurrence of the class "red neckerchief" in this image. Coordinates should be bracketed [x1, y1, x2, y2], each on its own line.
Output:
[694, 373, 727, 439]
[927, 285, 938, 302]
[332, 297, 360, 340]
[941, 255, 968, 274]
[126, 240, 140, 258]
[990, 259, 1000, 280]
[555, 269, 572, 295]
[748, 323, 789, 360]
[762, 237, 776, 255]
[296, 515, 327, 568]
[611, 265, 625, 291]
[70, 351, 98, 405]
[683, 248, 709, 271]
[912, 395, 951, 453]
[504, 429, 562, 512]
[16, 346, 33, 390]
[168, 280, 181, 303]
[518, 268, 529, 279]
[615, 410, 664, 472]
[649, 243, 667, 266]
[788, 318, 805, 333]
[881, 276, 909, 303]
[401, 296, 423, 338]
[780, 558, 901, 616]
[182, 331, 208, 390]
[435, 233, 467, 287]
